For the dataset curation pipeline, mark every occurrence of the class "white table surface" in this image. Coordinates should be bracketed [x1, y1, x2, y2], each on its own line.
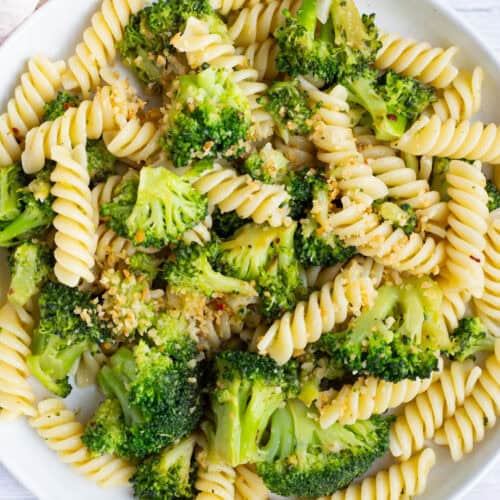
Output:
[1, 0, 500, 498]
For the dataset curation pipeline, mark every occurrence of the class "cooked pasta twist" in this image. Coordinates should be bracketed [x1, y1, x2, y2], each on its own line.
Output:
[183, 214, 214, 246]
[192, 163, 290, 227]
[95, 223, 135, 267]
[195, 446, 236, 499]
[324, 448, 437, 500]
[390, 360, 482, 460]
[51, 144, 97, 287]
[395, 114, 500, 164]
[375, 33, 459, 88]
[0, 303, 35, 420]
[62, 0, 145, 97]
[274, 135, 316, 167]
[30, 398, 135, 486]
[434, 341, 500, 461]
[91, 173, 124, 226]
[257, 257, 380, 364]
[238, 39, 279, 81]
[444, 160, 489, 298]
[228, 0, 300, 46]
[0, 56, 66, 167]
[440, 277, 471, 333]
[433, 67, 484, 121]
[22, 78, 142, 174]
[75, 351, 107, 388]
[235, 465, 269, 500]
[474, 211, 500, 336]
[210, 0, 259, 16]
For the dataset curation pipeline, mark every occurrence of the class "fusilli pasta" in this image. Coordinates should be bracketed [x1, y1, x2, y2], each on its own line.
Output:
[235, 465, 269, 500]
[195, 444, 236, 499]
[75, 350, 107, 388]
[211, 0, 259, 15]
[238, 39, 279, 81]
[440, 277, 471, 333]
[30, 398, 135, 486]
[390, 360, 482, 460]
[274, 135, 316, 167]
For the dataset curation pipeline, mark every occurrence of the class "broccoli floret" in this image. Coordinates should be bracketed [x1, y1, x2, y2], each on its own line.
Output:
[129, 252, 162, 281]
[83, 339, 204, 459]
[259, 80, 316, 141]
[0, 164, 25, 222]
[161, 68, 252, 167]
[27, 282, 107, 397]
[320, 277, 449, 382]
[343, 67, 436, 141]
[86, 140, 117, 184]
[212, 208, 249, 239]
[205, 350, 299, 466]
[7, 241, 52, 307]
[284, 169, 325, 221]
[164, 243, 257, 298]
[216, 222, 301, 318]
[256, 399, 391, 497]
[448, 317, 496, 362]
[486, 181, 500, 212]
[132, 435, 197, 500]
[240, 143, 289, 184]
[429, 157, 451, 201]
[374, 200, 417, 235]
[42, 91, 80, 122]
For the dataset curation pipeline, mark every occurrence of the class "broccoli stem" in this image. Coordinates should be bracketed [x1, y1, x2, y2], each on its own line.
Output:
[260, 407, 295, 461]
[297, 0, 318, 33]
[319, 17, 335, 44]
[0, 207, 44, 246]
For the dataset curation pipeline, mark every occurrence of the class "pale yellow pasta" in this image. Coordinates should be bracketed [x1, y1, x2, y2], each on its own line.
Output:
[30, 398, 135, 486]
[390, 360, 482, 460]
[51, 144, 97, 287]
[210, 0, 259, 16]
[324, 448, 436, 500]
[444, 160, 489, 298]
[474, 211, 500, 336]
[395, 114, 500, 164]
[235, 465, 269, 500]
[75, 351, 107, 388]
[376, 33, 459, 88]
[95, 223, 135, 266]
[183, 213, 214, 246]
[433, 67, 484, 122]
[195, 444, 236, 500]
[192, 163, 290, 227]
[0, 303, 35, 420]
[257, 257, 379, 364]
[238, 38, 279, 81]
[62, 0, 145, 97]
[434, 341, 500, 461]
[274, 135, 316, 167]
[0, 56, 66, 167]
[91, 173, 124, 226]
[440, 277, 471, 333]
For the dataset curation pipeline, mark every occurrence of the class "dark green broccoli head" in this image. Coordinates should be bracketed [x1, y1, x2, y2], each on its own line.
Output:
[486, 181, 500, 212]
[164, 242, 257, 298]
[212, 208, 249, 239]
[374, 200, 417, 235]
[320, 277, 449, 382]
[256, 399, 391, 497]
[448, 317, 496, 362]
[259, 80, 317, 141]
[7, 241, 52, 307]
[161, 68, 252, 167]
[27, 282, 108, 397]
[206, 350, 299, 466]
[42, 91, 80, 122]
[129, 251, 162, 281]
[240, 144, 289, 184]
[430, 157, 451, 201]
[0, 163, 26, 223]
[132, 435, 197, 500]
[86, 140, 117, 184]
[285, 168, 326, 221]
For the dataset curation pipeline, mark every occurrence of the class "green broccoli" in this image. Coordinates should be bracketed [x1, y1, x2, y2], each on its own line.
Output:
[259, 80, 317, 141]
[86, 140, 117, 184]
[27, 282, 107, 397]
[216, 222, 301, 318]
[486, 181, 500, 212]
[7, 241, 52, 307]
[284, 168, 325, 221]
[42, 91, 80, 122]
[374, 200, 417, 235]
[320, 276, 449, 382]
[132, 435, 197, 500]
[256, 399, 391, 497]
[161, 68, 252, 167]
[204, 350, 299, 466]
[240, 143, 289, 184]
[164, 243, 257, 298]
[448, 317, 496, 362]
[212, 208, 249, 239]
[129, 251, 162, 281]
[0, 164, 25, 222]
[429, 157, 451, 201]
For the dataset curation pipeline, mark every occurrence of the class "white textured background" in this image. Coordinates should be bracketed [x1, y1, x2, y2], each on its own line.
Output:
[1, 0, 500, 498]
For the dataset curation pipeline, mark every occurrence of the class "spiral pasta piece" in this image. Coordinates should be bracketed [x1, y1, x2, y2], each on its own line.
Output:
[390, 360, 482, 460]
[0, 303, 35, 420]
[440, 277, 471, 333]
[91, 173, 124, 226]
[192, 163, 290, 227]
[75, 351, 107, 388]
[62, 0, 145, 97]
[433, 67, 484, 121]
[238, 38, 279, 81]
[274, 135, 316, 167]
[22, 78, 142, 174]
[324, 448, 436, 500]
[195, 446, 236, 500]
[434, 341, 500, 461]
[375, 33, 459, 88]
[30, 398, 135, 486]
[51, 144, 97, 287]
[395, 114, 500, 164]
[444, 160, 488, 298]
[235, 465, 269, 500]
[0, 56, 66, 168]
[210, 0, 260, 16]
[474, 211, 500, 336]
[183, 213, 214, 246]
[228, 0, 300, 46]
[257, 257, 379, 364]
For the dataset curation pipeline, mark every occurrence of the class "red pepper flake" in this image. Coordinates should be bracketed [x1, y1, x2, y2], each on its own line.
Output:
[8, 288, 13, 295]
[388, 114, 397, 121]
[214, 302, 225, 311]
[12, 127, 19, 135]
[470, 255, 481, 263]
